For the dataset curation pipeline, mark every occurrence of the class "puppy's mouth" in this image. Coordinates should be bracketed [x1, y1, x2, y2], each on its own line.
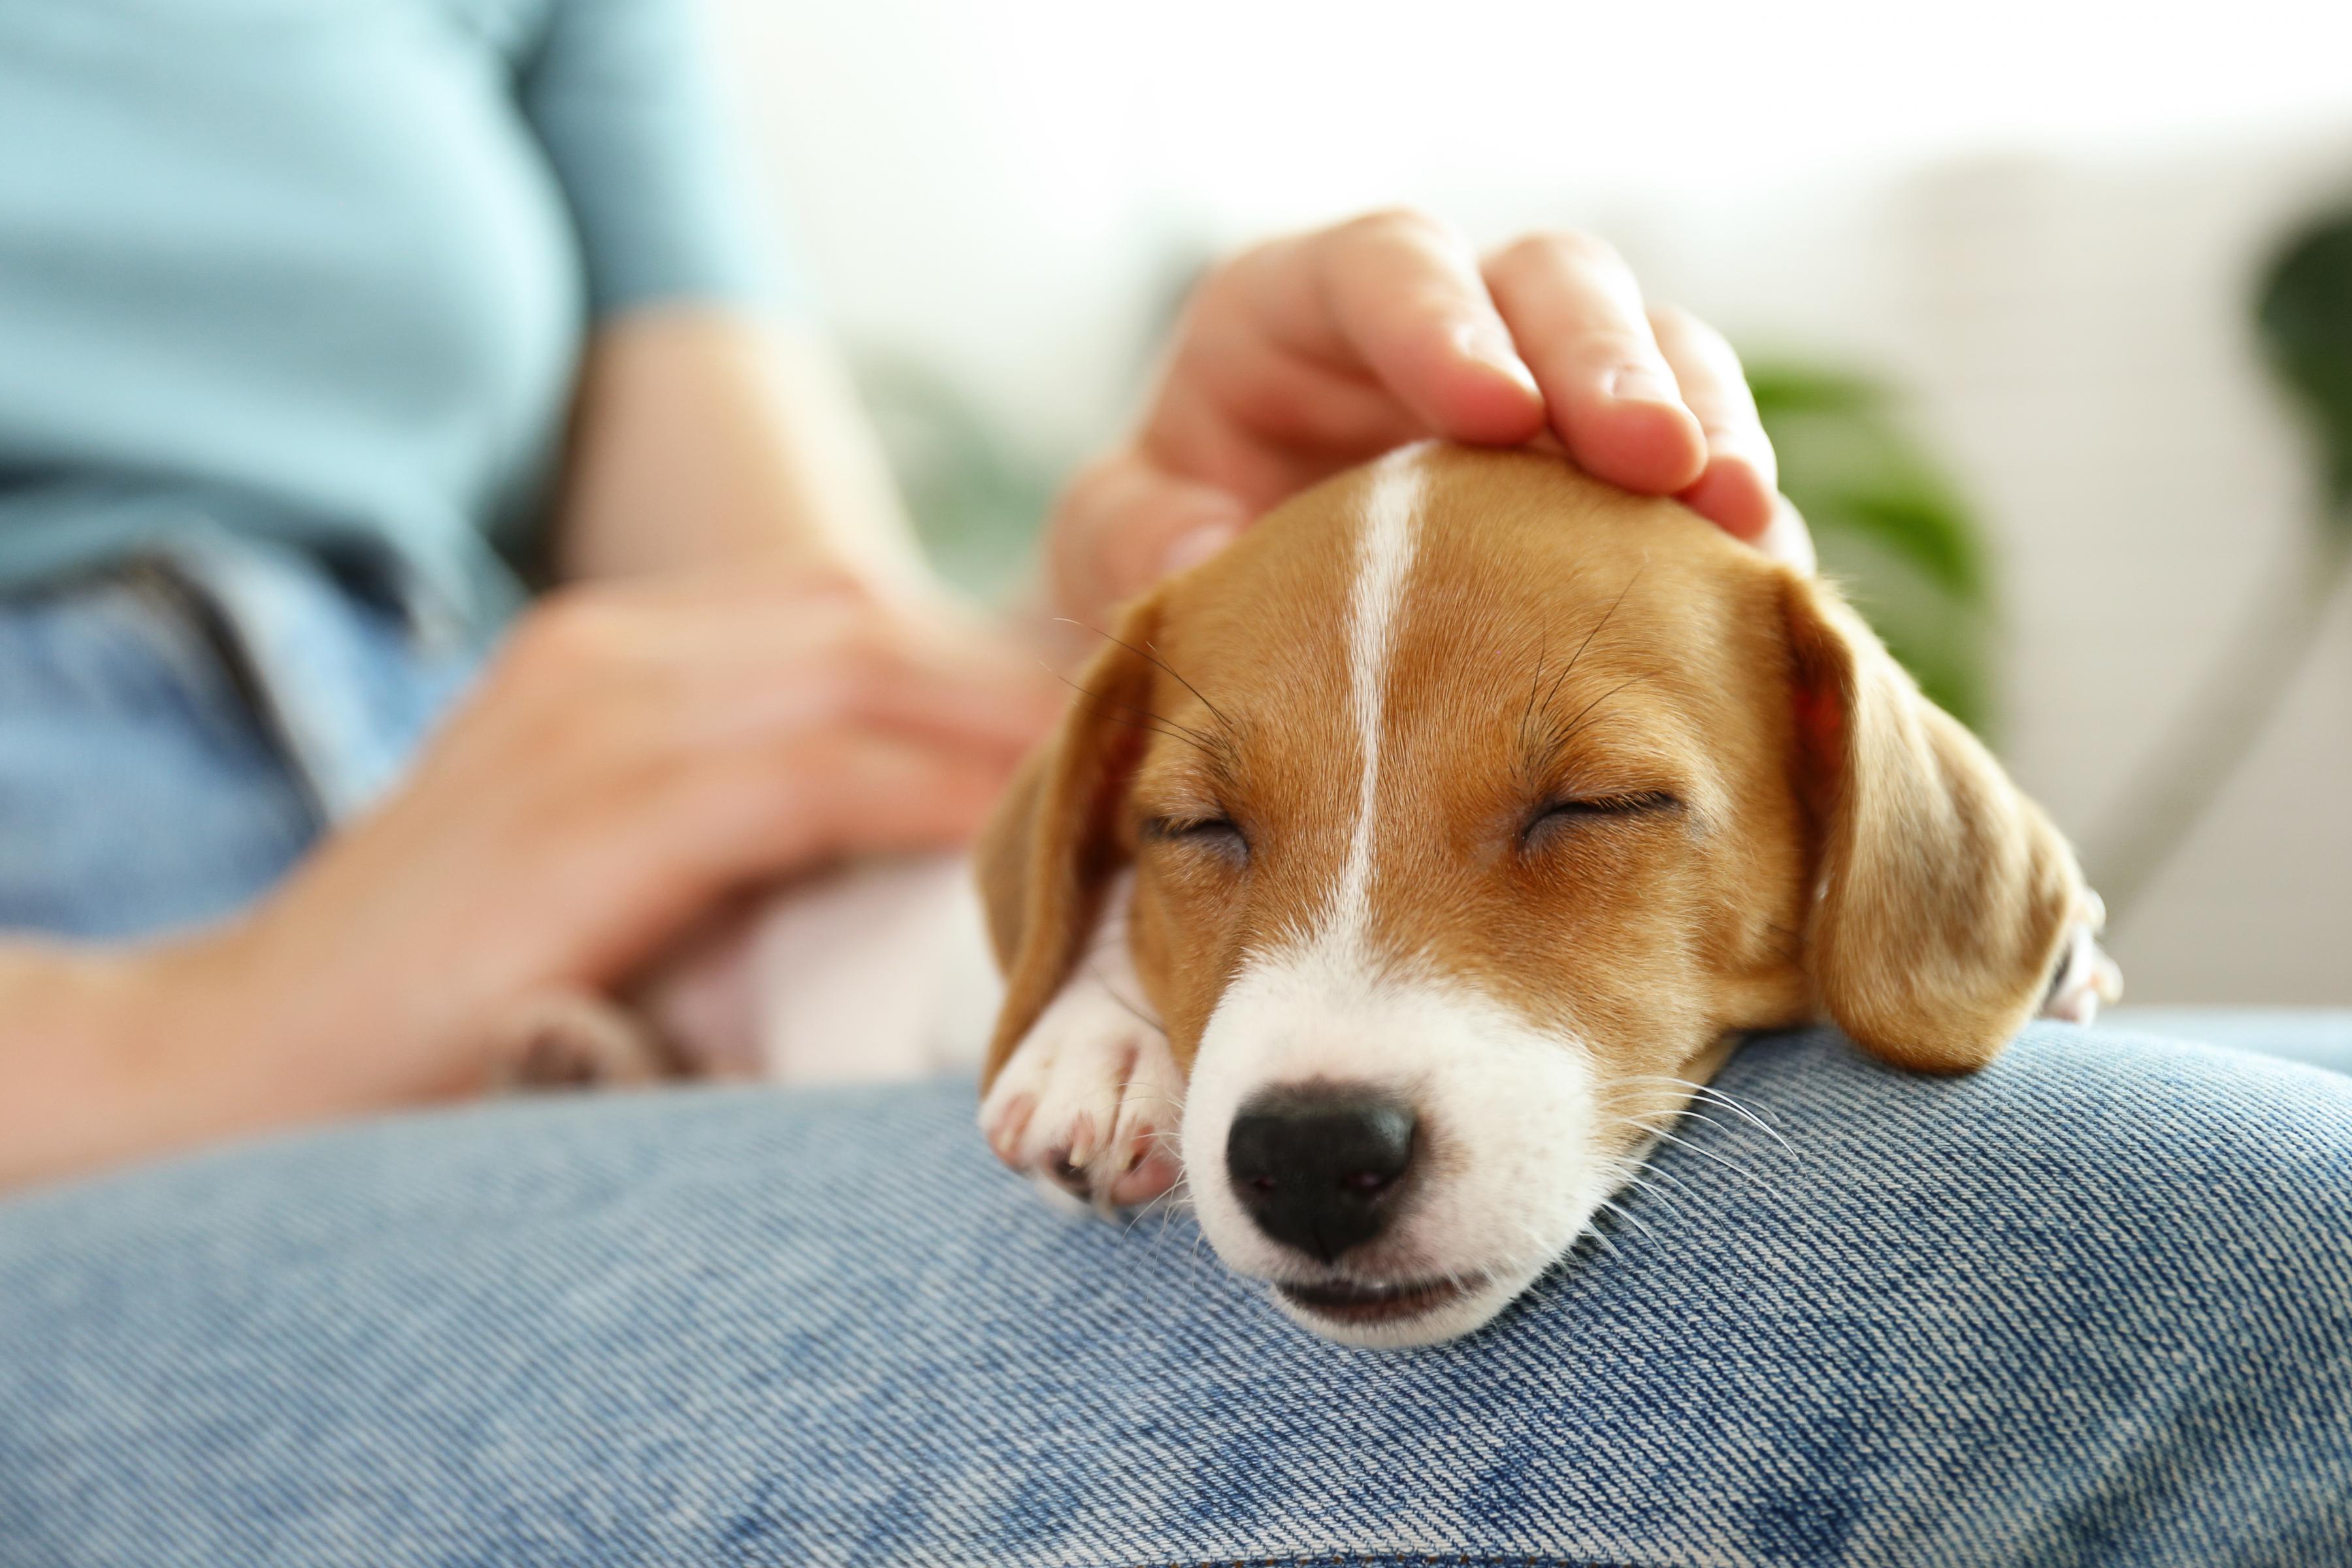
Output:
[1274, 1273, 1479, 1327]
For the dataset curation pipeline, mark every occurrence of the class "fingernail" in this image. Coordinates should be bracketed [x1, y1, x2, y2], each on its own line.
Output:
[1607, 366, 1682, 407]
[1456, 321, 1539, 395]
[1160, 522, 1239, 577]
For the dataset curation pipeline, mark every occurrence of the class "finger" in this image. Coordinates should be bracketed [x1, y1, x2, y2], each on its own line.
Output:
[500, 589, 1065, 759]
[1047, 445, 1250, 627]
[664, 603, 1064, 754]
[1753, 494, 1818, 574]
[512, 727, 1018, 989]
[1151, 304, 1429, 487]
[674, 730, 1016, 883]
[1482, 233, 1707, 494]
[1649, 304, 1780, 542]
[1298, 210, 1548, 444]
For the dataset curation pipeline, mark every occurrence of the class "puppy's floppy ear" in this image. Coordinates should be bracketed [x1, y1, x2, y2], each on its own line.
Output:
[975, 598, 1160, 1092]
[1782, 574, 2084, 1072]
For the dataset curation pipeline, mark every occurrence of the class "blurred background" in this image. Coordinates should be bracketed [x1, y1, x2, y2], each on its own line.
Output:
[706, 0, 2352, 1003]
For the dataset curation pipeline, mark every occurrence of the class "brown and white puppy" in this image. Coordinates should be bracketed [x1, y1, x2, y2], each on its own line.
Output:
[975, 442, 2117, 1347]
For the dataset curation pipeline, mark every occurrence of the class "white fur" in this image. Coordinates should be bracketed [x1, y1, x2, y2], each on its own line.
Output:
[1181, 951, 1609, 1347]
[1328, 447, 1424, 946]
[1175, 446, 1619, 1347]
[976, 874, 1186, 1209]
[645, 854, 999, 1083]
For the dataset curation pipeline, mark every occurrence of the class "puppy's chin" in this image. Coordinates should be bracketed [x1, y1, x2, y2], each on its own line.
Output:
[1264, 1263, 1546, 1348]
[1186, 1128, 1607, 1348]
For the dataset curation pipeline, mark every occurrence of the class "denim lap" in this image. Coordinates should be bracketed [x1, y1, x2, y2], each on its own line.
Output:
[1, 1025, 2345, 1567]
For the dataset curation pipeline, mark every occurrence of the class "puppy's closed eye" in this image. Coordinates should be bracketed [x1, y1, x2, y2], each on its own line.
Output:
[1518, 790, 1682, 850]
[1142, 813, 1250, 866]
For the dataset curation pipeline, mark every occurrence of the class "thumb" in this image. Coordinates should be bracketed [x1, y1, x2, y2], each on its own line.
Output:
[1047, 446, 1247, 625]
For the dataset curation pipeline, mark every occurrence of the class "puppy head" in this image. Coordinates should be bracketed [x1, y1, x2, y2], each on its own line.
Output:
[981, 444, 2092, 1345]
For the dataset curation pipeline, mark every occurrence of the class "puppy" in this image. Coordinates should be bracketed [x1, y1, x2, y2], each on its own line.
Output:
[975, 442, 2117, 1347]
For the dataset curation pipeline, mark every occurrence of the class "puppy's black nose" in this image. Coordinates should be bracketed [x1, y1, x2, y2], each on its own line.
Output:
[1224, 1086, 1418, 1262]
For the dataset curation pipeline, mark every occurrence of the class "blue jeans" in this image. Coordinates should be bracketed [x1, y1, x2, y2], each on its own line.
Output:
[0, 534, 475, 938]
[3, 547, 2351, 1565]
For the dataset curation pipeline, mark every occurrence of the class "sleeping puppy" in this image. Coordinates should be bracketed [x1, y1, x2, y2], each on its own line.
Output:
[975, 441, 2118, 1348]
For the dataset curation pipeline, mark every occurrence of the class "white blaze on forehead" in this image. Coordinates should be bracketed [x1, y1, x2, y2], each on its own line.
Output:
[1178, 445, 1615, 1347]
[1330, 448, 1426, 949]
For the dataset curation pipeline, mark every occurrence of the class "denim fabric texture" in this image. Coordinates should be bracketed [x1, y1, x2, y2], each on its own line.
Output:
[2, 1024, 2349, 1568]
[2112, 1010, 2352, 1077]
[0, 534, 475, 938]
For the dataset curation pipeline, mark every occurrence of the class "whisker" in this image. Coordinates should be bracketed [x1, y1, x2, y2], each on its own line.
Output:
[1054, 617, 1237, 732]
[1057, 678, 1224, 756]
[1595, 1197, 1661, 1249]
[1542, 568, 1642, 717]
[1609, 1075, 1794, 1156]
[1518, 628, 1552, 755]
[1550, 669, 1662, 753]
[1632, 1159, 1707, 1203]
[1085, 959, 1167, 1035]
[1626, 1106, 1765, 1156]
[1610, 1171, 1688, 1223]
[1623, 1122, 1784, 1200]
[1141, 638, 1234, 729]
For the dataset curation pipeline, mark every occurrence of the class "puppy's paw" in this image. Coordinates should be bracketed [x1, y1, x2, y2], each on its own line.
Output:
[2042, 892, 2124, 1025]
[979, 953, 1183, 1213]
[485, 990, 675, 1090]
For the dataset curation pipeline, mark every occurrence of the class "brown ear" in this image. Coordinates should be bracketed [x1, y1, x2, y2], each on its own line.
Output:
[1784, 575, 2083, 1072]
[974, 598, 1160, 1091]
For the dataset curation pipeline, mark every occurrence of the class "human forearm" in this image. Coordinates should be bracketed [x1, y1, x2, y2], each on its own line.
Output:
[0, 926, 364, 1192]
[552, 307, 932, 594]
[0, 566, 1057, 1193]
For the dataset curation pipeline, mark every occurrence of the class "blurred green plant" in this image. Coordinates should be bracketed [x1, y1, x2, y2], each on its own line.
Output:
[854, 351, 1067, 604]
[1748, 364, 1997, 736]
[2088, 206, 2352, 926]
[857, 346, 2004, 737]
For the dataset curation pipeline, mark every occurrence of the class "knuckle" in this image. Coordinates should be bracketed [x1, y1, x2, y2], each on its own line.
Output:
[790, 560, 870, 605]
[1567, 325, 1663, 370]
[1493, 229, 1623, 280]
[517, 593, 630, 672]
[1341, 204, 1454, 250]
[1647, 301, 1702, 337]
[806, 651, 890, 728]
[1651, 302, 1737, 360]
[832, 619, 904, 685]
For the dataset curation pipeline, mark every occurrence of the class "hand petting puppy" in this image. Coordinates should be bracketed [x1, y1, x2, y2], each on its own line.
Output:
[1049, 210, 1814, 627]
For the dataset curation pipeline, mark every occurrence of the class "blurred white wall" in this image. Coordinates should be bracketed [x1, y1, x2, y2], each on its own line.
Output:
[708, 0, 2352, 1002]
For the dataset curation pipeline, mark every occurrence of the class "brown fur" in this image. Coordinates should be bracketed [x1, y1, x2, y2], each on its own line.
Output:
[981, 446, 2090, 1096]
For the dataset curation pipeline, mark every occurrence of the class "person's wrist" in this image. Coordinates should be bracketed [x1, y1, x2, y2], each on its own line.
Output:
[219, 866, 491, 1113]
[105, 915, 340, 1145]
[0, 921, 319, 1187]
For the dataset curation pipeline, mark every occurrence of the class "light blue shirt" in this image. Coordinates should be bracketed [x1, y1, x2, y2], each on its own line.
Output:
[0, 0, 774, 630]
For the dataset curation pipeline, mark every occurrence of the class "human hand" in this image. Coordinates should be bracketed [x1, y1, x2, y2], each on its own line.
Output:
[199, 566, 1062, 1109]
[1049, 210, 1814, 625]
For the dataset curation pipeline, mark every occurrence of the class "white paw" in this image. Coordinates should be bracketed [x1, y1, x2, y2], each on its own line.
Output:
[2042, 895, 2123, 1025]
[978, 939, 1184, 1212]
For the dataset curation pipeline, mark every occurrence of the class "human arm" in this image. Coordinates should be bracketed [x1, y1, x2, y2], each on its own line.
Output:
[550, 307, 932, 593]
[0, 568, 1061, 1191]
[516, 0, 932, 592]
